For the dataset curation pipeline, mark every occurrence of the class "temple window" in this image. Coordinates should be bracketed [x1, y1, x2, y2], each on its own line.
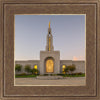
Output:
[34, 65, 37, 69]
[34, 65, 38, 74]
[62, 65, 66, 74]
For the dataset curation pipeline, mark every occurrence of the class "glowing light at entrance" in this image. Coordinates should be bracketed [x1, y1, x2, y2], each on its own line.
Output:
[34, 65, 38, 74]
[46, 59, 54, 73]
[62, 65, 66, 74]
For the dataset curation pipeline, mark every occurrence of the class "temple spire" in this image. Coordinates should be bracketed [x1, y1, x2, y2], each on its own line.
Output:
[46, 22, 54, 51]
[49, 21, 50, 28]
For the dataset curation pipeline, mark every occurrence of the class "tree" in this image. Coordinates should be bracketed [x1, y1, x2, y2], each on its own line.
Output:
[24, 65, 31, 73]
[15, 64, 22, 72]
[31, 68, 39, 75]
[63, 67, 69, 74]
[68, 64, 76, 74]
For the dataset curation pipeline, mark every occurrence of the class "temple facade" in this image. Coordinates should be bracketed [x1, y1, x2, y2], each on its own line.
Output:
[15, 22, 85, 75]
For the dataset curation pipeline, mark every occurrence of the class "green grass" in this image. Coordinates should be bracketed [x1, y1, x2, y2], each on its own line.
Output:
[15, 74, 37, 78]
[15, 73, 85, 78]
[63, 73, 85, 77]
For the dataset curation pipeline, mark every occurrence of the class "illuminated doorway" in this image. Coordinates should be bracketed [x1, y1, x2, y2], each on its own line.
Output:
[46, 58, 54, 73]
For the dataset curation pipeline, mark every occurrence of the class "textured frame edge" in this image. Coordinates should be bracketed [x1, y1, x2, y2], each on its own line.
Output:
[0, 0, 3, 100]
[4, 3, 96, 96]
[0, 0, 100, 100]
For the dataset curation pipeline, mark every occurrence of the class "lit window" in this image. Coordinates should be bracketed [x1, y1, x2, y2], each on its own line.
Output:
[34, 65, 38, 74]
[34, 65, 37, 69]
[62, 65, 66, 74]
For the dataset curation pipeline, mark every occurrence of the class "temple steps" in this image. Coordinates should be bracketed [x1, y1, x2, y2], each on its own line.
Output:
[36, 76, 64, 80]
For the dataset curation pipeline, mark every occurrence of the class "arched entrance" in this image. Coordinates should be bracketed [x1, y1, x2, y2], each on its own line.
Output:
[45, 58, 54, 73]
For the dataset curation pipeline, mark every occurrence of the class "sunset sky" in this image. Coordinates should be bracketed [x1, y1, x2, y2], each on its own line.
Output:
[15, 15, 85, 60]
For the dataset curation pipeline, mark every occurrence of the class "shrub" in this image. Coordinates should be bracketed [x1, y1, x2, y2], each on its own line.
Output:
[21, 73, 26, 76]
[16, 73, 26, 76]
[19, 73, 26, 76]
[24, 65, 31, 73]
[44, 74, 48, 76]
[63, 67, 69, 74]
[51, 74, 57, 76]
[15, 64, 22, 72]
[75, 72, 83, 75]
[67, 64, 76, 74]
[31, 68, 39, 75]
[57, 74, 64, 76]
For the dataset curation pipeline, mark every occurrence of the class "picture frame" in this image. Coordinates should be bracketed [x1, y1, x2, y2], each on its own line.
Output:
[0, 0, 100, 100]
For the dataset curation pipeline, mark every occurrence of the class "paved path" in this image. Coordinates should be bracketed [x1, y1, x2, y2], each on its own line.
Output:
[15, 77, 86, 86]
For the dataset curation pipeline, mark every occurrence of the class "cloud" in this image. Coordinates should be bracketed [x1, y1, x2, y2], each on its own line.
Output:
[73, 56, 78, 61]
[73, 56, 84, 61]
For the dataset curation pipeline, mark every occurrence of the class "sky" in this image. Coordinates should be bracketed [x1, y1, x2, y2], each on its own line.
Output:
[15, 15, 85, 60]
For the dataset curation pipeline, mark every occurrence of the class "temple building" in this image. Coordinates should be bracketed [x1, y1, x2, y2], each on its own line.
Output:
[15, 22, 85, 75]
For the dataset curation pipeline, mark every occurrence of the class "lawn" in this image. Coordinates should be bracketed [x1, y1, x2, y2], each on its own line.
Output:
[15, 74, 37, 78]
[63, 73, 85, 77]
[15, 73, 85, 78]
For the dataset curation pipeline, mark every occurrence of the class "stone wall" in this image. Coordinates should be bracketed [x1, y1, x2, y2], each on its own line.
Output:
[15, 60, 85, 75]
[15, 60, 40, 75]
[60, 60, 72, 73]
[60, 60, 85, 73]
[72, 61, 85, 73]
